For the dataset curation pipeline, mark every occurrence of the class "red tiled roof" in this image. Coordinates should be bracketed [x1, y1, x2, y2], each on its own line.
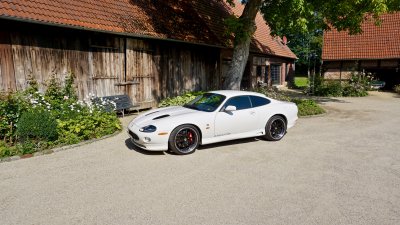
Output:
[230, 3, 297, 59]
[322, 12, 400, 60]
[0, 0, 296, 59]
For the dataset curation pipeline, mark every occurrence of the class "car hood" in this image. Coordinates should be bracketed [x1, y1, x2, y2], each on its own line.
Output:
[132, 106, 198, 127]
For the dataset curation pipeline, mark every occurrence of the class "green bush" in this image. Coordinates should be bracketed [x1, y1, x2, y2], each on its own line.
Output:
[0, 140, 19, 158]
[394, 84, 400, 94]
[291, 99, 325, 116]
[159, 91, 205, 107]
[0, 73, 122, 158]
[312, 72, 371, 97]
[0, 92, 32, 144]
[17, 109, 58, 142]
[342, 84, 368, 97]
[57, 111, 121, 144]
[313, 78, 343, 97]
[252, 86, 291, 101]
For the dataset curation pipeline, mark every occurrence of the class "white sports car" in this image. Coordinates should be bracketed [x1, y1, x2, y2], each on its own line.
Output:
[128, 90, 298, 155]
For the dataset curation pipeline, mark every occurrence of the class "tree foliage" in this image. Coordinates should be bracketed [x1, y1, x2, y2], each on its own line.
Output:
[262, 0, 400, 35]
[222, 0, 400, 89]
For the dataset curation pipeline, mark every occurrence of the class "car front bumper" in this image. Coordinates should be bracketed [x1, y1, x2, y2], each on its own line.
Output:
[127, 125, 169, 151]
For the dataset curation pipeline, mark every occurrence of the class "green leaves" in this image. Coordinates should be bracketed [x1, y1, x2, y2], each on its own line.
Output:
[312, 72, 372, 97]
[0, 74, 122, 158]
[291, 99, 325, 116]
[224, 15, 256, 45]
[261, 0, 397, 36]
[159, 91, 205, 107]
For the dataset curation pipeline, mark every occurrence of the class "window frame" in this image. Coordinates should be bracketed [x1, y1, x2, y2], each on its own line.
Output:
[249, 95, 271, 108]
[220, 95, 252, 111]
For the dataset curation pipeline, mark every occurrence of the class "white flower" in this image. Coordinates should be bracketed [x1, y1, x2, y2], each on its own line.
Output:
[63, 96, 69, 100]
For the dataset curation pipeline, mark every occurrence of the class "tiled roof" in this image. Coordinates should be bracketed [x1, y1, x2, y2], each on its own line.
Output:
[0, 0, 296, 59]
[322, 12, 400, 60]
[230, 3, 297, 59]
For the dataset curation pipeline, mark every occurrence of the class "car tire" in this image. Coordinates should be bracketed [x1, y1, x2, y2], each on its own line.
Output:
[168, 125, 200, 155]
[264, 115, 287, 141]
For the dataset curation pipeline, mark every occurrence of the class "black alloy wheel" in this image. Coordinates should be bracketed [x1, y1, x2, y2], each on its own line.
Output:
[264, 115, 287, 141]
[169, 125, 200, 155]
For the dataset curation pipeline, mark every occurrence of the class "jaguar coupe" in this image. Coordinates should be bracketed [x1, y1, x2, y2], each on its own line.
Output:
[128, 90, 298, 155]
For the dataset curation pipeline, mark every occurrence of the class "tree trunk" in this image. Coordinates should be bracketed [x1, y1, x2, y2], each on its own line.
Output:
[223, 0, 262, 90]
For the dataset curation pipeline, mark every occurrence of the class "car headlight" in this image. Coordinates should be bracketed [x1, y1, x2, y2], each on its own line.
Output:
[139, 125, 157, 133]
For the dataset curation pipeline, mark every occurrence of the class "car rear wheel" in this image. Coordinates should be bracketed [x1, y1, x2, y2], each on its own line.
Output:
[168, 125, 200, 155]
[264, 115, 287, 141]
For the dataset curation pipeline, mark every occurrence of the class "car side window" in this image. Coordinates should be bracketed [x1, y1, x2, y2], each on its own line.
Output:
[250, 95, 270, 107]
[223, 96, 252, 110]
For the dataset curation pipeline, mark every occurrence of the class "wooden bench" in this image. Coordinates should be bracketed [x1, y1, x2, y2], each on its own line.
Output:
[94, 94, 139, 117]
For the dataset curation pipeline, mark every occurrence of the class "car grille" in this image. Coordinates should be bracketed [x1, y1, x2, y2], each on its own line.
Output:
[129, 130, 139, 141]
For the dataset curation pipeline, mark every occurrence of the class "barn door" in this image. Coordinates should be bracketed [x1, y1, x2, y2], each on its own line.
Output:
[126, 39, 156, 109]
[89, 37, 125, 98]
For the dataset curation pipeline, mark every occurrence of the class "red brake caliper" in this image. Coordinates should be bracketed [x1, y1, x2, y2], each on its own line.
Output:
[188, 131, 193, 144]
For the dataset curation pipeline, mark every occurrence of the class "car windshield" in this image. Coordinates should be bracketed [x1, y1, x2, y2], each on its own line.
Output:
[183, 93, 226, 112]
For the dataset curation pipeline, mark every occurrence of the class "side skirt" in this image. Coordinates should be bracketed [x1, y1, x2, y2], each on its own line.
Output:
[201, 129, 265, 145]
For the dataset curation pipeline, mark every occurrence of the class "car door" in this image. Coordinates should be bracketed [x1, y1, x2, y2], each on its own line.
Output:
[214, 95, 259, 137]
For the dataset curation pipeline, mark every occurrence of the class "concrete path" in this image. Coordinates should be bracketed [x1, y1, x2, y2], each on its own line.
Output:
[1, 92, 400, 225]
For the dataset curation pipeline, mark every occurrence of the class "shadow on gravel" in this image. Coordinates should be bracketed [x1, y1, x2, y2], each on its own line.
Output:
[124, 139, 165, 155]
[124, 138, 261, 155]
[314, 97, 349, 104]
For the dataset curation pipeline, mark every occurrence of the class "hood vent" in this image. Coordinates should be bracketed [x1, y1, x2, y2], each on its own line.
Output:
[145, 111, 159, 116]
[153, 114, 170, 120]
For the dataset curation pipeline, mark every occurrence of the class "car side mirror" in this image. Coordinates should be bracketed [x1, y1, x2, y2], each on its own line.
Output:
[225, 105, 237, 112]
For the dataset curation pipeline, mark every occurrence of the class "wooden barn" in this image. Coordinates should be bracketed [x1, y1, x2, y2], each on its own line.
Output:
[322, 12, 400, 89]
[0, 0, 296, 109]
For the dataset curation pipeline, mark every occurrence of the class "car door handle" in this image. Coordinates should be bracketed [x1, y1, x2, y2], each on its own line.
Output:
[250, 111, 256, 115]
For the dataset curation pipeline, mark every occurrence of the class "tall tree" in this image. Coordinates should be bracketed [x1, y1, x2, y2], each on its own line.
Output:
[223, 0, 262, 90]
[223, 0, 400, 90]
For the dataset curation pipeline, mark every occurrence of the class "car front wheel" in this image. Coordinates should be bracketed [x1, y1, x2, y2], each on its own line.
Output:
[168, 125, 200, 155]
[264, 115, 287, 141]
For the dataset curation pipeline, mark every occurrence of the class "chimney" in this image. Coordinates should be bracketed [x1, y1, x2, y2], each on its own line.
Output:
[282, 36, 288, 45]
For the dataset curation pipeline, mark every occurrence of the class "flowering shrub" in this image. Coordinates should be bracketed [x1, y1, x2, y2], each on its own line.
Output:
[394, 84, 400, 94]
[0, 74, 121, 158]
[252, 86, 291, 101]
[312, 72, 372, 97]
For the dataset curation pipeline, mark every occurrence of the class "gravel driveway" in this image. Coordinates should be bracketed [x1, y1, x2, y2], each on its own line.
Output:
[1, 92, 399, 225]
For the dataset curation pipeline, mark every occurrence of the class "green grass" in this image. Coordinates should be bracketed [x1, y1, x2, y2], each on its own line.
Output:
[294, 77, 308, 88]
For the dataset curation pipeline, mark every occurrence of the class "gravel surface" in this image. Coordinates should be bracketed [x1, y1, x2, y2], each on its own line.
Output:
[1, 91, 400, 225]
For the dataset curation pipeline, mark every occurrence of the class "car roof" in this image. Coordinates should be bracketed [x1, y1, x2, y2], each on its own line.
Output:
[208, 90, 267, 98]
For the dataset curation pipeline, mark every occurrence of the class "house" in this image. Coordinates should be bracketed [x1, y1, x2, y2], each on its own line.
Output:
[0, 0, 296, 109]
[322, 12, 400, 89]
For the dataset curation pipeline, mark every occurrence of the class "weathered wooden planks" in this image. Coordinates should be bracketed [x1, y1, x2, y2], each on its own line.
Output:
[0, 31, 16, 92]
[1, 21, 221, 109]
[89, 36, 125, 98]
[126, 38, 156, 106]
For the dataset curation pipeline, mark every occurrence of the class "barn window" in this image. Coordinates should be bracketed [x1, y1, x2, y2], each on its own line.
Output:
[256, 66, 262, 76]
[271, 64, 281, 85]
